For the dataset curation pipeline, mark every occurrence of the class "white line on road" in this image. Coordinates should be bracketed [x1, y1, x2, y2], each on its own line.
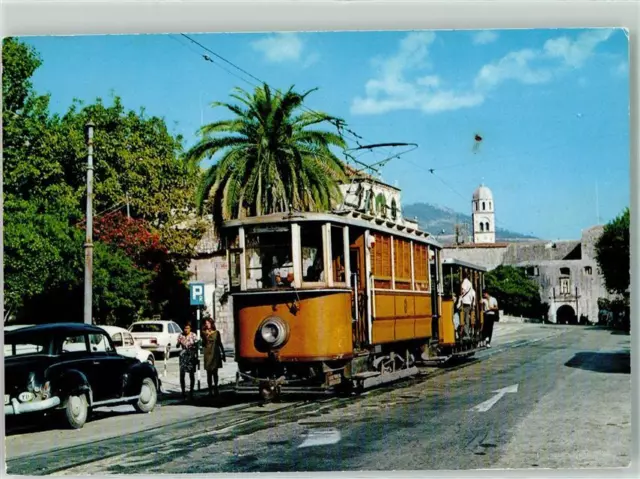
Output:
[470, 384, 519, 412]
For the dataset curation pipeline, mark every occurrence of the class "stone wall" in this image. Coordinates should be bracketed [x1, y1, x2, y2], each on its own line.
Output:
[188, 255, 234, 349]
[441, 246, 508, 271]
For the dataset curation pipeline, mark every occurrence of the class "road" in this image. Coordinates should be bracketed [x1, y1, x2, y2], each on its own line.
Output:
[4, 324, 632, 474]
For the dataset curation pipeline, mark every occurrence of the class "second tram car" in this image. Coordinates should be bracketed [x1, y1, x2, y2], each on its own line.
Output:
[220, 210, 487, 400]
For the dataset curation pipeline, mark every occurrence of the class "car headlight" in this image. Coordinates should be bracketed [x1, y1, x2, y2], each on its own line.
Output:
[258, 316, 289, 349]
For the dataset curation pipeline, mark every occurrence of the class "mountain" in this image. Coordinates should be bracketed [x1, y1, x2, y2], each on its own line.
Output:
[401, 202, 539, 243]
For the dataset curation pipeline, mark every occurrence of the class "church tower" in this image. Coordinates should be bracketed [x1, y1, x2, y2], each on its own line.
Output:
[472, 184, 495, 243]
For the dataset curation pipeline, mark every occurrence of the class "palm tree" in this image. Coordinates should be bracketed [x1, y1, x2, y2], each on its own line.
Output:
[186, 84, 348, 225]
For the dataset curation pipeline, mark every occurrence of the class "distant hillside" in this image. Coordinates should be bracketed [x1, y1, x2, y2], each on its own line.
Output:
[402, 202, 539, 242]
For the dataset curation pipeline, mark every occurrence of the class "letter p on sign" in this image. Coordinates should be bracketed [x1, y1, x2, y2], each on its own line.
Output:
[189, 282, 205, 306]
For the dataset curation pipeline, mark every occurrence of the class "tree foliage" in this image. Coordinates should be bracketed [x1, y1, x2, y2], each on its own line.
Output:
[186, 84, 348, 226]
[2, 37, 204, 327]
[595, 207, 630, 296]
[485, 266, 548, 319]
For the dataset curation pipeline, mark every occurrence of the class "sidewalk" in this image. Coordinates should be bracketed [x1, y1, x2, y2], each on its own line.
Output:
[155, 355, 238, 401]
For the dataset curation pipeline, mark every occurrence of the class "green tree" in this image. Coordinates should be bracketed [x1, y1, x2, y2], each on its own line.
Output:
[595, 207, 630, 296]
[485, 266, 547, 319]
[186, 84, 348, 225]
[2, 38, 204, 326]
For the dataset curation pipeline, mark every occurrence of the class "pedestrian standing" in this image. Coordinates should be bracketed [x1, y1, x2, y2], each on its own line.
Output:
[482, 290, 499, 347]
[201, 317, 226, 396]
[176, 321, 199, 401]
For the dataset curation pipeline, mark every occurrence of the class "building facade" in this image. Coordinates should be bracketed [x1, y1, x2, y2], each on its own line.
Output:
[442, 185, 610, 324]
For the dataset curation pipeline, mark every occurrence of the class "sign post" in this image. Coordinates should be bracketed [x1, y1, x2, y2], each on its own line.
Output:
[189, 282, 205, 391]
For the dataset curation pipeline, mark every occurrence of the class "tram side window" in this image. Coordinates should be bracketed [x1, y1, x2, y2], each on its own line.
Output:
[245, 229, 293, 289]
[394, 238, 412, 290]
[301, 224, 325, 282]
[414, 243, 430, 291]
[331, 225, 346, 283]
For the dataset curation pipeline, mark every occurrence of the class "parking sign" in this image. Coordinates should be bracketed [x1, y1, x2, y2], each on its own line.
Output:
[189, 282, 205, 306]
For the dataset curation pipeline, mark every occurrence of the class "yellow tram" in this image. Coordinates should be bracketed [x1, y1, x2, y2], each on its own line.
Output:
[220, 210, 488, 399]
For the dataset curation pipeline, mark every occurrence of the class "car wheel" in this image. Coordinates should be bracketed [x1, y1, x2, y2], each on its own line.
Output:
[134, 377, 157, 413]
[65, 394, 89, 429]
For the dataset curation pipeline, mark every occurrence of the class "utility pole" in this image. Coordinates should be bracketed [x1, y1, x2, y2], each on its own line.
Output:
[84, 121, 95, 325]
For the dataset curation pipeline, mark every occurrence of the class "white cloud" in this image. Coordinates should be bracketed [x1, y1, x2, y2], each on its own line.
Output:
[543, 28, 614, 68]
[472, 30, 499, 45]
[252, 32, 305, 63]
[474, 49, 553, 90]
[474, 29, 614, 91]
[352, 29, 615, 116]
[351, 32, 484, 115]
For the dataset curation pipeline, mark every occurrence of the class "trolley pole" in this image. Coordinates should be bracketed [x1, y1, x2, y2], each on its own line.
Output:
[84, 121, 95, 325]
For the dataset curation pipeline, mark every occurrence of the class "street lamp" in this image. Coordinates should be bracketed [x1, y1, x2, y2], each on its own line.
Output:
[84, 120, 95, 325]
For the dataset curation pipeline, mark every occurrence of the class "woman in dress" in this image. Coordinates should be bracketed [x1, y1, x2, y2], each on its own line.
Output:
[176, 321, 199, 401]
[201, 318, 226, 396]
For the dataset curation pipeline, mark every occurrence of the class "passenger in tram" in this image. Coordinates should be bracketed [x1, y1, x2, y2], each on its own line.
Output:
[457, 272, 476, 339]
[305, 252, 325, 282]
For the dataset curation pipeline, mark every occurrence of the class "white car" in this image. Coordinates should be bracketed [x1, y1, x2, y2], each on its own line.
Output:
[99, 325, 156, 365]
[128, 320, 182, 358]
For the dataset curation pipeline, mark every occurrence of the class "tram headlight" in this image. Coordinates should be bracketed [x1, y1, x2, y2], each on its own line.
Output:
[258, 316, 289, 349]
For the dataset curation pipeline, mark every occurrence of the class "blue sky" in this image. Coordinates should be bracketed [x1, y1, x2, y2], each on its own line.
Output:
[22, 28, 629, 240]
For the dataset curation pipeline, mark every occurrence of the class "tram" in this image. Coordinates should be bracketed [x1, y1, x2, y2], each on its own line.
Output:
[220, 210, 488, 400]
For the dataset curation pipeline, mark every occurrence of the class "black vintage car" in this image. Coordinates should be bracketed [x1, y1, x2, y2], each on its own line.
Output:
[4, 323, 159, 429]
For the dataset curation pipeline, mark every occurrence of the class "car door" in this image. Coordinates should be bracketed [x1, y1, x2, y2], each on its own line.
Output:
[57, 332, 98, 398]
[88, 332, 130, 400]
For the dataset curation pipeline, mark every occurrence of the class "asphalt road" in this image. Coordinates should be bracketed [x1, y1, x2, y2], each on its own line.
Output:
[4, 324, 632, 474]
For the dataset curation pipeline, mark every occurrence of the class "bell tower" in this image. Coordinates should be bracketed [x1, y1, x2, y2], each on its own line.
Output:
[472, 184, 495, 243]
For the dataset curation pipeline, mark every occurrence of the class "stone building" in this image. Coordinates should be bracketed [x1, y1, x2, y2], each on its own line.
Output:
[442, 184, 611, 324]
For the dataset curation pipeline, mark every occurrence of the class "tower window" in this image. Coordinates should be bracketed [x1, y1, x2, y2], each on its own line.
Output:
[489, 201, 492, 210]
[584, 266, 592, 275]
[485, 222, 490, 231]
[480, 222, 484, 232]
[560, 267, 570, 276]
[482, 201, 486, 211]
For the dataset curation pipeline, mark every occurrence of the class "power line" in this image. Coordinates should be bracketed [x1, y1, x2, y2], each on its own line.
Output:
[174, 33, 371, 152]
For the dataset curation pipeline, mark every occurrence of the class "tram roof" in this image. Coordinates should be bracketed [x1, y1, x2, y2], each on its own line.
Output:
[442, 257, 488, 272]
[222, 211, 443, 248]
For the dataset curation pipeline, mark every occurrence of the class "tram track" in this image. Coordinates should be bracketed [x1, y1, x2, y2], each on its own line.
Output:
[7, 329, 565, 475]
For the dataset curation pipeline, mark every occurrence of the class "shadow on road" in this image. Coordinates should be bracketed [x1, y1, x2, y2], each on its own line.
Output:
[5, 407, 138, 437]
[564, 351, 630, 374]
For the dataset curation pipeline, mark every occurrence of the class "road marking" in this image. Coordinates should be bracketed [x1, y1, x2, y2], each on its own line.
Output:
[470, 384, 519, 412]
[298, 428, 342, 448]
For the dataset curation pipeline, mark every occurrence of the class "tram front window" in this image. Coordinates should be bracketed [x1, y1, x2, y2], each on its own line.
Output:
[245, 228, 293, 289]
[301, 224, 325, 283]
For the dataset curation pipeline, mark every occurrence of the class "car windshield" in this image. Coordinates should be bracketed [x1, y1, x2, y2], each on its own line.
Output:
[4, 331, 49, 357]
[130, 323, 163, 333]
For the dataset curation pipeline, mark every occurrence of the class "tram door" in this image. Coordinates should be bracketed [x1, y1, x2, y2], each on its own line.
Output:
[350, 244, 367, 350]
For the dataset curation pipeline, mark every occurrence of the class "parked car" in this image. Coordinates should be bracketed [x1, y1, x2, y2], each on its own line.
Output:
[4, 323, 159, 429]
[98, 325, 156, 365]
[128, 320, 182, 358]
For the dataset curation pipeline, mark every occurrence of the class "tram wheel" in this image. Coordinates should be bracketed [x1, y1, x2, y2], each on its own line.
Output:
[259, 383, 280, 402]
